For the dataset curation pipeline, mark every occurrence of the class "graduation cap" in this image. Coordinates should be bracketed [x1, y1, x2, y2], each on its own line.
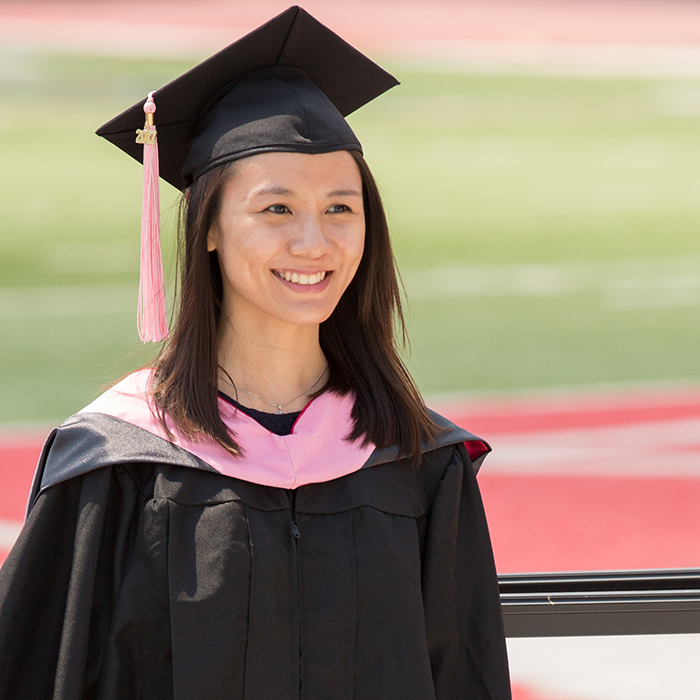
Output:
[96, 5, 399, 342]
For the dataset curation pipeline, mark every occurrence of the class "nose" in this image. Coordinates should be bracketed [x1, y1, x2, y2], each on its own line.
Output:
[288, 213, 332, 258]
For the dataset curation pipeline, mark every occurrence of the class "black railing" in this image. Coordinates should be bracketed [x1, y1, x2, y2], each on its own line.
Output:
[499, 568, 700, 637]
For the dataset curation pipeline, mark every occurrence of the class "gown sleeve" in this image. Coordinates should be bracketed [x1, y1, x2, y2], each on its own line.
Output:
[0, 464, 165, 699]
[421, 443, 512, 700]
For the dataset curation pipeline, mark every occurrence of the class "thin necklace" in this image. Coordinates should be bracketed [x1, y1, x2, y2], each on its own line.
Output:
[236, 361, 329, 414]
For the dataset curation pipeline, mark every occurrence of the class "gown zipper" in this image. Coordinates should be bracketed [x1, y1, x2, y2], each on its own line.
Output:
[289, 488, 301, 539]
[288, 488, 303, 698]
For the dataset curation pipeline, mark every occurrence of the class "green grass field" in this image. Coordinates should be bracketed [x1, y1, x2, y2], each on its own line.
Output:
[2, 51, 700, 422]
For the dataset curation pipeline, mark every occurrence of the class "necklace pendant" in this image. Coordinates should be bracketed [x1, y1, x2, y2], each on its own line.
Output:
[277, 405, 283, 414]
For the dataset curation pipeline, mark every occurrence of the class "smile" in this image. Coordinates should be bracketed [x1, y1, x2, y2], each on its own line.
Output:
[273, 270, 327, 285]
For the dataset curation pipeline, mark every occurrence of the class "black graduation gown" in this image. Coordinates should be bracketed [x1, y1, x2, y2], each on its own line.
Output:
[0, 411, 511, 700]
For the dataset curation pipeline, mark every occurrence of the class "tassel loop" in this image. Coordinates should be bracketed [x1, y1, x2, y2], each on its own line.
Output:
[135, 92, 169, 343]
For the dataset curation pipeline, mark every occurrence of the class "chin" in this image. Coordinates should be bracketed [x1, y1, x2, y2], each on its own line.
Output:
[271, 302, 337, 327]
[278, 311, 334, 327]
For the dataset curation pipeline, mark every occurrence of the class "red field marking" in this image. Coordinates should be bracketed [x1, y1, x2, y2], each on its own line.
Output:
[0, 439, 43, 522]
[480, 474, 700, 573]
[0, 437, 40, 567]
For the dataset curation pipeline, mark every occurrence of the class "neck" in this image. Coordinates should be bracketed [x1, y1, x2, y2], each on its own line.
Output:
[217, 316, 328, 414]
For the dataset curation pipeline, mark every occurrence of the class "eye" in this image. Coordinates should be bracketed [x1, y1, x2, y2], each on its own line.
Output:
[327, 204, 352, 214]
[266, 204, 290, 214]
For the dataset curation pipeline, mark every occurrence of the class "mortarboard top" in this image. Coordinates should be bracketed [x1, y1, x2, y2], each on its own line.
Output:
[96, 5, 399, 191]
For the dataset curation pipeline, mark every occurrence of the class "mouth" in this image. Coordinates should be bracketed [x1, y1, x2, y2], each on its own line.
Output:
[272, 270, 329, 286]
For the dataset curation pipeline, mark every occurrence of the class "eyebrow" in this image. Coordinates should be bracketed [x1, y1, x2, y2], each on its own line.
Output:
[251, 186, 294, 198]
[250, 186, 362, 198]
[327, 189, 362, 198]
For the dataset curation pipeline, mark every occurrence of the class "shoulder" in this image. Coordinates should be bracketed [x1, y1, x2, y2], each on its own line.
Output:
[29, 405, 217, 514]
[362, 407, 491, 475]
[341, 409, 490, 517]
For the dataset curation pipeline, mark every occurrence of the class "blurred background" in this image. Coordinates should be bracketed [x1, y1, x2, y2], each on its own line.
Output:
[1, 1, 700, 697]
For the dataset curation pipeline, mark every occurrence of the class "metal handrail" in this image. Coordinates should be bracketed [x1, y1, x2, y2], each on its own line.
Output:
[499, 568, 700, 637]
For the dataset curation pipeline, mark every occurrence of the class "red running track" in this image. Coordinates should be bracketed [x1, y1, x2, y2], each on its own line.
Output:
[481, 473, 700, 573]
[0, 442, 40, 523]
[444, 387, 700, 573]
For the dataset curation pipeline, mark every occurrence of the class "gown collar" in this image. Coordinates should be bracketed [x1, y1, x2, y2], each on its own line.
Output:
[30, 372, 490, 509]
[79, 369, 375, 489]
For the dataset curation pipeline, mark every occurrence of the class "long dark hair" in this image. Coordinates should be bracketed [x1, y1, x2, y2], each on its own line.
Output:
[151, 150, 441, 460]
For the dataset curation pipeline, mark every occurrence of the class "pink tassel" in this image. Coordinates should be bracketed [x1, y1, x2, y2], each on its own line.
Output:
[135, 92, 169, 343]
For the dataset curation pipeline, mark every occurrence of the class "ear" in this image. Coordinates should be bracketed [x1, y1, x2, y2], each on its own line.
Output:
[207, 226, 218, 252]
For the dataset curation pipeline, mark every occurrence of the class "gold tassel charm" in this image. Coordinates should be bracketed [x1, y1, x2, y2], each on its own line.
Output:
[135, 111, 157, 145]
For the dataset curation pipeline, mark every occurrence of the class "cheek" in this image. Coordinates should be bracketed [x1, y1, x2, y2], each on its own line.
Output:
[217, 236, 274, 292]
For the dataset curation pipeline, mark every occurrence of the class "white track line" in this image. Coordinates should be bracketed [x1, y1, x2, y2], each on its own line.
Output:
[484, 417, 700, 476]
[508, 635, 700, 700]
[487, 417, 700, 476]
[0, 518, 22, 551]
[405, 255, 700, 306]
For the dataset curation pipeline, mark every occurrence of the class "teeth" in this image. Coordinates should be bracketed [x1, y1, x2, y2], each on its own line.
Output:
[277, 271, 328, 285]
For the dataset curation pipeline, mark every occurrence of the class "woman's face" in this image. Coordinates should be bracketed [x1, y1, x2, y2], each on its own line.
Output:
[208, 150, 365, 332]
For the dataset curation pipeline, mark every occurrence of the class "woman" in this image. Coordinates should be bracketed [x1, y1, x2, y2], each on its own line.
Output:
[0, 7, 511, 699]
